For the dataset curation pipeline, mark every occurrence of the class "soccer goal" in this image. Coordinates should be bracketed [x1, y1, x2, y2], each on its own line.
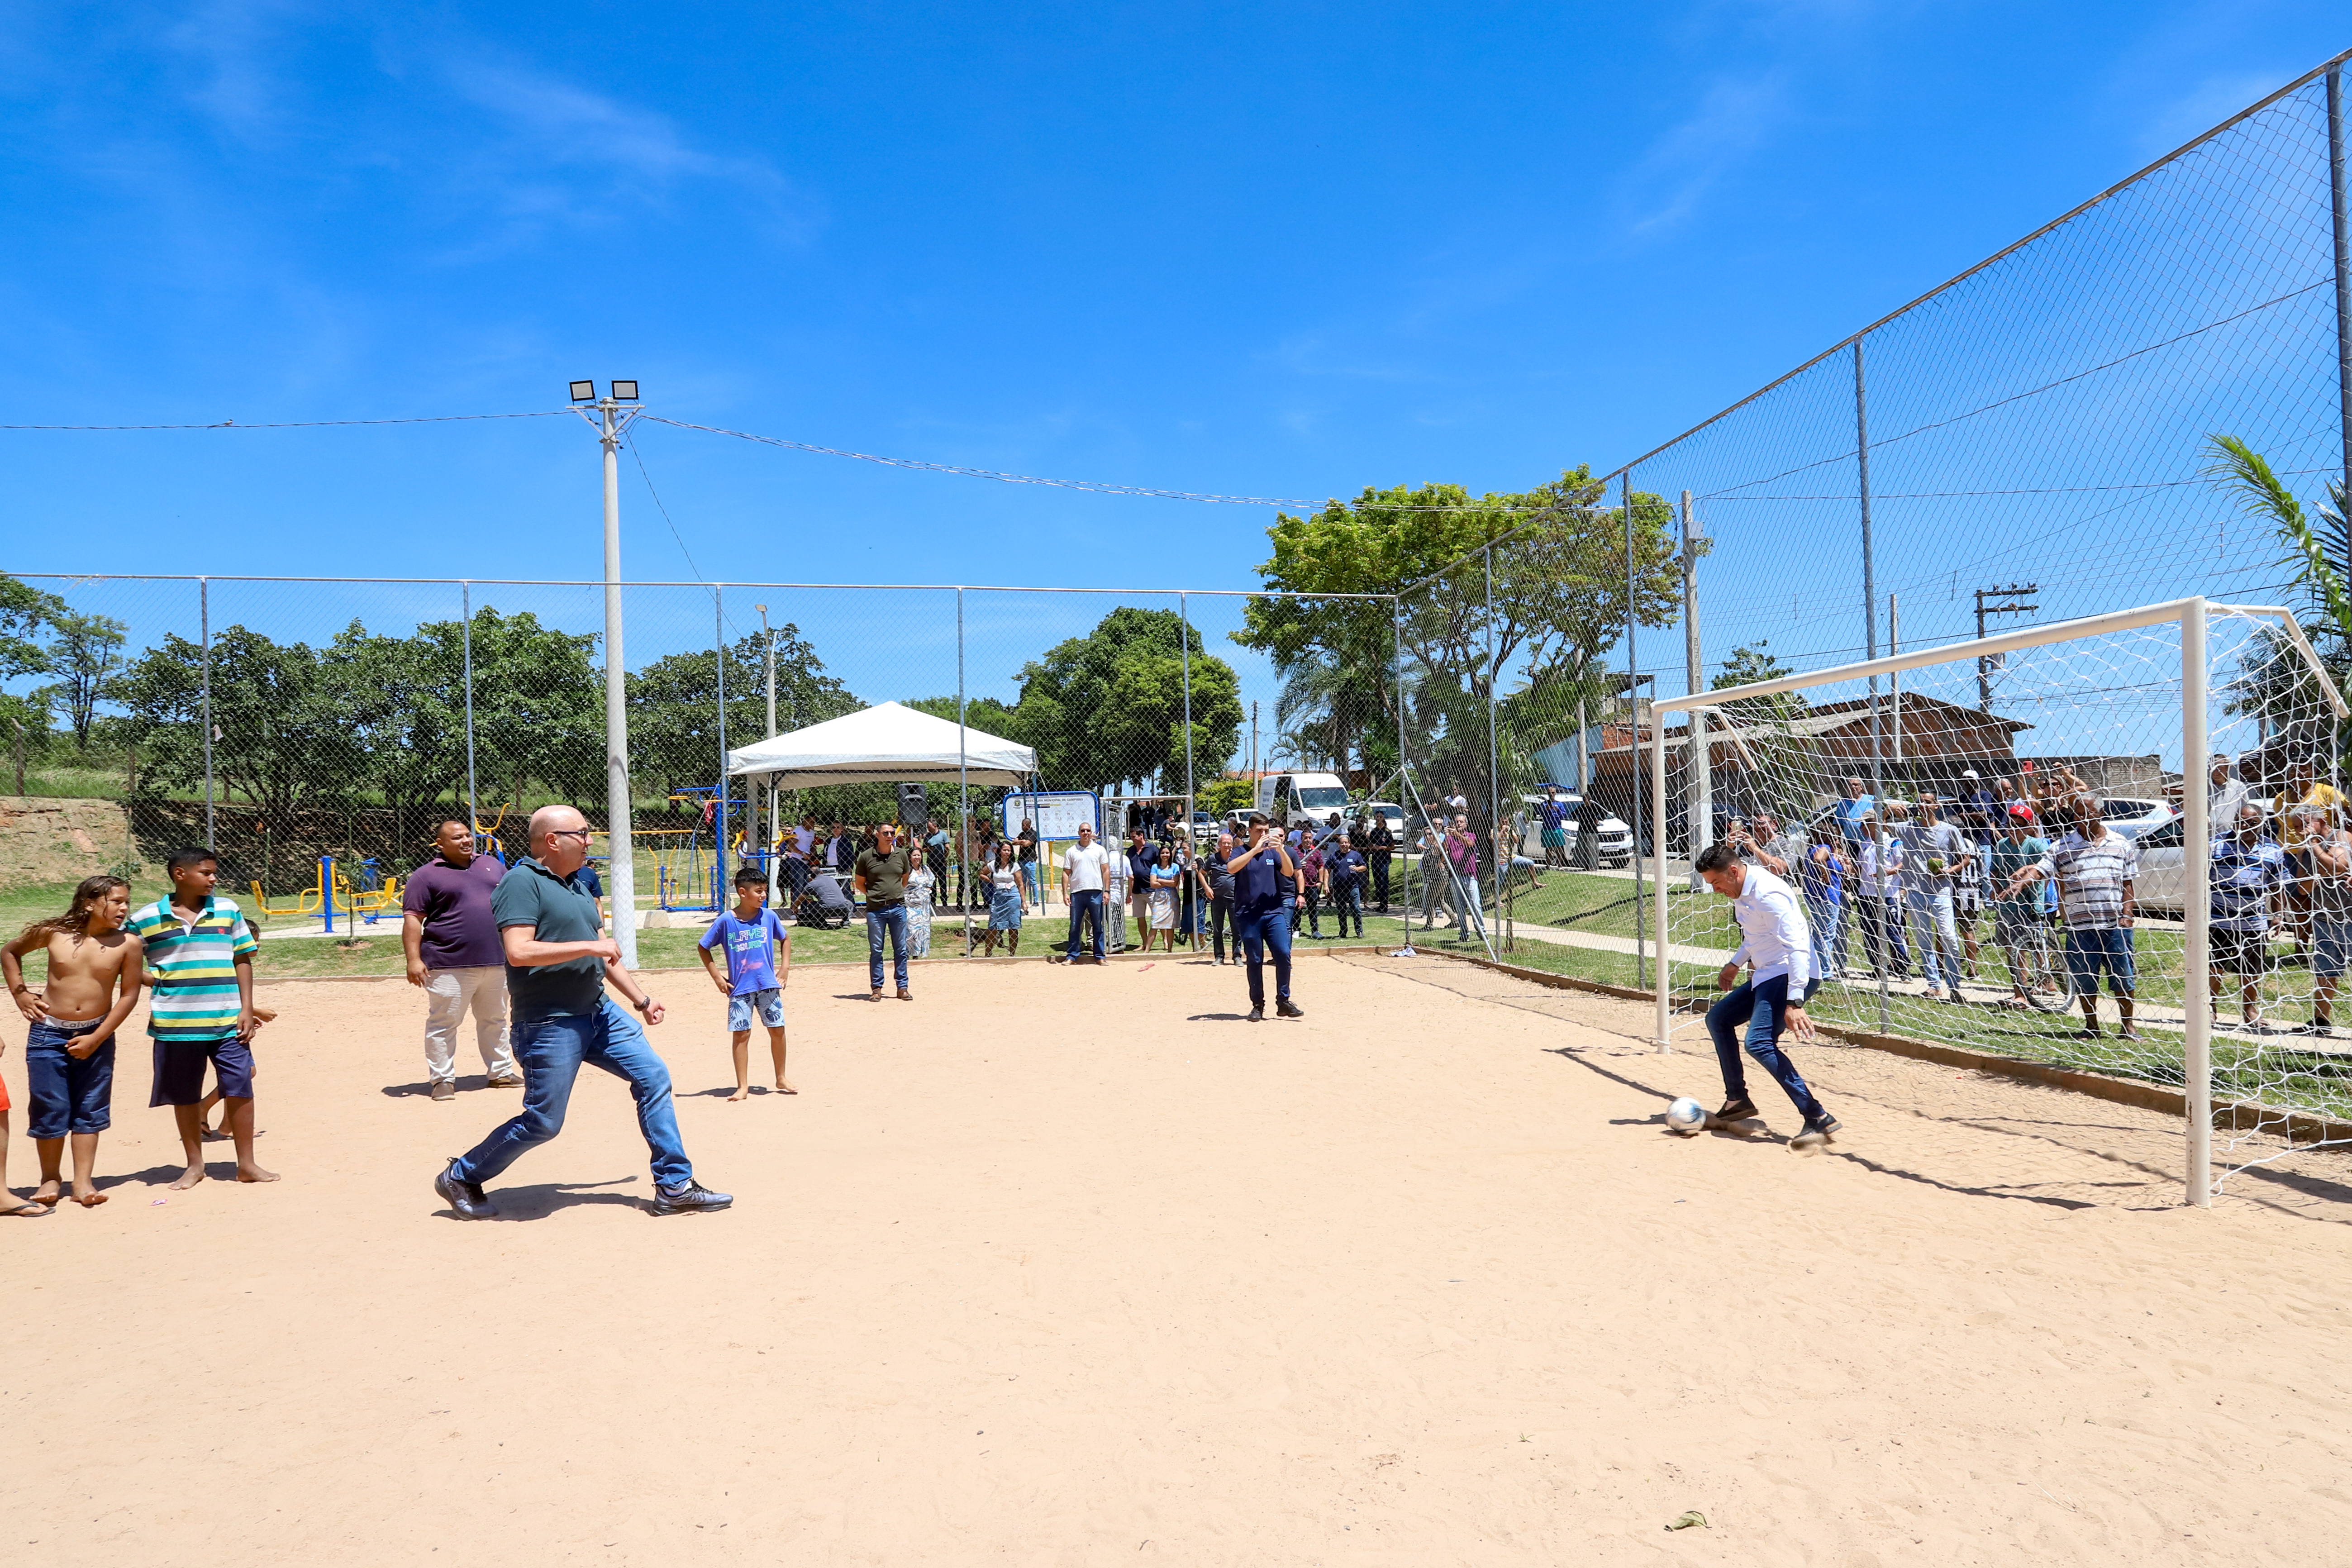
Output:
[1645, 596, 2351, 1205]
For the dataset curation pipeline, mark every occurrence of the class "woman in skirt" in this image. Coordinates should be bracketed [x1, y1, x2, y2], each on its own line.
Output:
[1145, 844, 1181, 953]
[976, 841, 1024, 957]
[905, 853, 936, 959]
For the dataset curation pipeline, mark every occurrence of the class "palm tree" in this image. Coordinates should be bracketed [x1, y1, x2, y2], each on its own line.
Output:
[2204, 435, 2352, 750]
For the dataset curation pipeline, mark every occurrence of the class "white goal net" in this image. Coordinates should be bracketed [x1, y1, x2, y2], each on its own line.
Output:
[1647, 597, 2351, 1202]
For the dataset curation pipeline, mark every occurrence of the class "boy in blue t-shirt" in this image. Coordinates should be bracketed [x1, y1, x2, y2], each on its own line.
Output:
[697, 867, 794, 1100]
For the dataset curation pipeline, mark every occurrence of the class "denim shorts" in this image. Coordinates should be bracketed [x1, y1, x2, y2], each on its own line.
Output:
[2314, 917, 2352, 979]
[27, 1016, 116, 1137]
[2064, 926, 2135, 995]
[727, 988, 786, 1032]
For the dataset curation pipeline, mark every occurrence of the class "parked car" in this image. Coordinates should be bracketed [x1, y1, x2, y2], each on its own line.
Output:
[1514, 791, 1634, 869]
[2120, 814, 2188, 915]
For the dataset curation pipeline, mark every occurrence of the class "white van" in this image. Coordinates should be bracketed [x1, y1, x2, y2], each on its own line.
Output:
[1255, 771, 1352, 827]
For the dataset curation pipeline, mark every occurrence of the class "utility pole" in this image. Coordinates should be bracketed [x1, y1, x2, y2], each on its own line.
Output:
[1973, 583, 2039, 711]
[1680, 489, 1710, 876]
[571, 379, 644, 967]
[1250, 701, 1259, 784]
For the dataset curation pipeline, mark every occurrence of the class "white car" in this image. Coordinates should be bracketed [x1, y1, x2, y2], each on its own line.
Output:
[2118, 814, 2188, 915]
[1517, 792, 1634, 870]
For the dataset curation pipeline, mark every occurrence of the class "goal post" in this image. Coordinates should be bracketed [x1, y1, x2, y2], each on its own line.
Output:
[1647, 597, 2350, 1206]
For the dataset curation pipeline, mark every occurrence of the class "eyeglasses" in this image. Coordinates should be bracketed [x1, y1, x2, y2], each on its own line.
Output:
[546, 828, 593, 842]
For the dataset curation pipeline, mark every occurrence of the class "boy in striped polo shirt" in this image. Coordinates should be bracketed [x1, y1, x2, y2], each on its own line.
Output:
[127, 847, 278, 1188]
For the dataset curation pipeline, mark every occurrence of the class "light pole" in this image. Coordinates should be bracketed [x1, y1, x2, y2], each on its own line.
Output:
[571, 379, 643, 967]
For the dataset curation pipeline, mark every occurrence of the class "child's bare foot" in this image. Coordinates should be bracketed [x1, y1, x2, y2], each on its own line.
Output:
[776, 1078, 797, 1094]
[727, 1087, 750, 1102]
[75, 1190, 108, 1207]
[32, 1179, 63, 1206]
[236, 1163, 281, 1183]
[170, 1164, 207, 1190]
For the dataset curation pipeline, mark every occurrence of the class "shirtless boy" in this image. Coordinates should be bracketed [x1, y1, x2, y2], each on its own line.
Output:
[3, 875, 147, 1209]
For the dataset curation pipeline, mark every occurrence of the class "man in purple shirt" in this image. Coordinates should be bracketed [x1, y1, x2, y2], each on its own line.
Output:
[401, 820, 521, 1102]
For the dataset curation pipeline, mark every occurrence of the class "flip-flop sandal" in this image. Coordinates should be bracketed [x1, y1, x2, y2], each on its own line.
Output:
[5, 1200, 52, 1217]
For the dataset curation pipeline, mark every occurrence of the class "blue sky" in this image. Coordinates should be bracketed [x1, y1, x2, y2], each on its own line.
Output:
[3, 1, 2347, 729]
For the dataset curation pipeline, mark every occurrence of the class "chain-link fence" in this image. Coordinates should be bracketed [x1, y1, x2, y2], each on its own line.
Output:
[0, 572, 1404, 963]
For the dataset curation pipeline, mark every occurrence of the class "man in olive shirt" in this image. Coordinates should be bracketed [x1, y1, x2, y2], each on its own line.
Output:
[855, 820, 917, 1001]
[433, 804, 730, 1220]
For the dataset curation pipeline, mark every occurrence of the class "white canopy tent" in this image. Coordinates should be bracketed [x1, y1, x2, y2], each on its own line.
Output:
[725, 701, 1036, 789]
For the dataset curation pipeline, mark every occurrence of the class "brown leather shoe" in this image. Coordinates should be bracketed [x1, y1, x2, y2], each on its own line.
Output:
[896, 987, 913, 1001]
[429, 1080, 457, 1101]
[485, 1075, 524, 1088]
[870, 989, 884, 1002]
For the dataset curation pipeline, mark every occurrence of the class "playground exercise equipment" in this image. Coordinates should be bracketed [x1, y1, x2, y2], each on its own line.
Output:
[247, 856, 402, 933]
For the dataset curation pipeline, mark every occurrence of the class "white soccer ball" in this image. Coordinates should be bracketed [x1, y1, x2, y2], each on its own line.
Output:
[1665, 1096, 1708, 1135]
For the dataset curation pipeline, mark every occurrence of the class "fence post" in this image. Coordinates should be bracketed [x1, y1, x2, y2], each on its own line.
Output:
[2181, 600, 2213, 1206]
[1652, 701, 1671, 1051]
[1483, 546, 1504, 952]
[462, 581, 479, 843]
[200, 577, 214, 853]
[1394, 595, 1415, 953]
[957, 586, 971, 957]
[1181, 590, 1195, 950]
[1623, 475, 1645, 988]
[1855, 337, 1891, 1033]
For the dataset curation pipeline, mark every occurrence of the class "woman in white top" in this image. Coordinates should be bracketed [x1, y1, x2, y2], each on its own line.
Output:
[976, 842, 1024, 958]
[905, 857, 935, 959]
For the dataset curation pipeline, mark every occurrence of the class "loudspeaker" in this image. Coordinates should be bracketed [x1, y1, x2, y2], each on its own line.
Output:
[896, 782, 928, 826]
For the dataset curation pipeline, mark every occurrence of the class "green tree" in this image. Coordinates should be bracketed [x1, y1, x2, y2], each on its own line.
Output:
[628, 624, 857, 801]
[2204, 436, 2352, 749]
[37, 607, 129, 752]
[905, 694, 1024, 741]
[1240, 473, 1679, 814]
[0, 575, 63, 682]
[113, 625, 364, 826]
[1007, 607, 1243, 793]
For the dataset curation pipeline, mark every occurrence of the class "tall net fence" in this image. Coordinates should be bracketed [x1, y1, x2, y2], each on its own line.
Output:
[1611, 57, 2352, 691]
[1650, 603, 2350, 1196]
[0, 572, 1405, 961]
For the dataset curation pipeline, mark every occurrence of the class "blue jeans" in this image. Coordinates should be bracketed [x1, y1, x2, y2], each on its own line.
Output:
[1066, 889, 1105, 960]
[1905, 886, 1963, 990]
[1706, 974, 1826, 1122]
[867, 903, 910, 991]
[451, 1000, 691, 1190]
[1235, 904, 1294, 1007]
[1332, 882, 1364, 938]
[1806, 897, 1846, 980]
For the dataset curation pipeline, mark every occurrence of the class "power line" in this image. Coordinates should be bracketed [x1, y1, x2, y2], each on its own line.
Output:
[0, 410, 573, 430]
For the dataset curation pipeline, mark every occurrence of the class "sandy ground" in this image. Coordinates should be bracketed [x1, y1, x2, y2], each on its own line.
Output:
[5, 950, 2352, 1566]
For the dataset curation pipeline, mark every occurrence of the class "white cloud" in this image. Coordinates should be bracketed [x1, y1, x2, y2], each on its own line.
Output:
[1619, 71, 1791, 237]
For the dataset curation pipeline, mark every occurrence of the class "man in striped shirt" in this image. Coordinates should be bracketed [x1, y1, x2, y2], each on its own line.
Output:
[126, 847, 277, 1188]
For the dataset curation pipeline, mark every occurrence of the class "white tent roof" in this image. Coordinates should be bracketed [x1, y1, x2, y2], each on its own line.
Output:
[725, 701, 1036, 789]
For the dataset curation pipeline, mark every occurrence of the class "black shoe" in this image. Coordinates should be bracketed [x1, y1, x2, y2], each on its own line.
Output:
[434, 1158, 497, 1220]
[1714, 1097, 1759, 1122]
[652, 1181, 734, 1216]
[1276, 999, 1305, 1019]
[1807, 1113, 1842, 1139]
[1247, 1005, 1265, 1022]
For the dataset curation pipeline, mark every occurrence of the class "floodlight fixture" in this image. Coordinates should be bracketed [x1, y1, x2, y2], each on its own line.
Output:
[611, 380, 640, 401]
[569, 381, 597, 402]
